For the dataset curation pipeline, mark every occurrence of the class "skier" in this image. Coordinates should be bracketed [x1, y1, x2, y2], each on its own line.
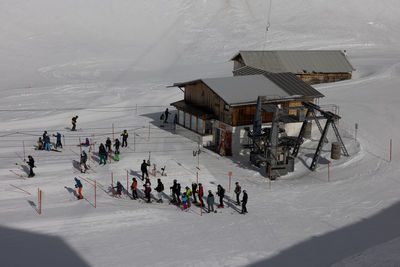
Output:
[80, 150, 88, 173]
[99, 143, 107, 165]
[241, 190, 248, 214]
[37, 137, 43, 150]
[43, 134, 51, 151]
[71, 116, 78, 131]
[197, 183, 204, 207]
[191, 182, 198, 203]
[114, 138, 120, 154]
[185, 186, 192, 208]
[114, 181, 123, 196]
[207, 190, 215, 213]
[27, 155, 35, 177]
[234, 182, 241, 205]
[74, 177, 83, 199]
[216, 184, 225, 208]
[42, 131, 48, 140]
[154, 179, 164, 203]
[181, 193, 188, 211]
[144, 183, 151, 203]
[170, 179, 178, 203]
[80, 138, 90, 147]
[131, 178, 138, 199]
[160, 113, 165, 127]
[141, 159, 149, 180]
[105, 137, 112, 153]
[121, 130, 128, 147]
[173, 114, 177, 130]
[176, 183, 181, 204]
[53, 132, 63, 149]
[164, 108, 171, 123]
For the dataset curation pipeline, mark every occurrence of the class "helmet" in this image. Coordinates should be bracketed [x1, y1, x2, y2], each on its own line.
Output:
[82, 150, 85, 153]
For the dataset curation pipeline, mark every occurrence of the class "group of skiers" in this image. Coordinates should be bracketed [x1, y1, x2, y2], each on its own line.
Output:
[122, 172, 249, 214]
[37, 131, 63, 151]
[97, 130, 128, 165]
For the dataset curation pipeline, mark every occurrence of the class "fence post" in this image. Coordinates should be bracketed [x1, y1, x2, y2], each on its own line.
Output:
[328, 161, 330, 182]
[134, 132, 136, 152]
[148, 122, 151, 141]
[111, 172, 114, 198]
[112, 123, 115, 142]
[23, 141, 26, 162]
[228, 172, 232, 193]
[355, 123, 358, 140]
[94, 180, 97, 208]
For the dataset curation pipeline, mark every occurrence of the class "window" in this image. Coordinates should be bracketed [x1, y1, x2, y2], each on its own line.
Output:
[191, 115, 197, 131]
[178, 110, 184, 125]
[198, 118, 204, 134]
[185, 113, 190, 128]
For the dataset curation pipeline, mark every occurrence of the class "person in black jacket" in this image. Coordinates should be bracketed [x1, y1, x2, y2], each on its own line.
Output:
[241, 190, 248, 214]
[170, 179, 178, 203]
[99, 143, 107, 165]
[154, 179, 164, 203]
[176, 183, 181, 204]
[80, 150, 88, 173]
[105, 137, 112, 153]
[140, 160, 149, 180]
[114, 138, 120, 154]
[216, 184, 225, 208]
[234, 182, 241, 205]
[27, 155, 35, 177]
[71, 116, 78, 131]
[191, 182, 198, 203]
[121, 130, 128, 147]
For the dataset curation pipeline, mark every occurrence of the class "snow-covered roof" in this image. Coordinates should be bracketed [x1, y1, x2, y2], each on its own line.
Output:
[231, 50, 355, 74]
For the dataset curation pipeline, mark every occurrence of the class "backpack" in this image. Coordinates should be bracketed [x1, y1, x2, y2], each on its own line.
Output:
[160, 113, 165, 120]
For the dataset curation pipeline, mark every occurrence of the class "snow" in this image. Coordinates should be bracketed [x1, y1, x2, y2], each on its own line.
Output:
[1, 0, 400, 266]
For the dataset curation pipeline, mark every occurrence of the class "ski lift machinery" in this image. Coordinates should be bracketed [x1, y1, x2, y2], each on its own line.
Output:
[244, 97, 349, 180]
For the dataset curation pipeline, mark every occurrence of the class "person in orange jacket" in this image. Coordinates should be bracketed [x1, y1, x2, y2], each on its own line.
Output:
[130, 178, 138, 199]
[74, 177, 83, 199]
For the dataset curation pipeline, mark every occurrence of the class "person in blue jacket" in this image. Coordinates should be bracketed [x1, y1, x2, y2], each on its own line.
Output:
[53, 132, 63, 149]
[74, 177, 83, 199]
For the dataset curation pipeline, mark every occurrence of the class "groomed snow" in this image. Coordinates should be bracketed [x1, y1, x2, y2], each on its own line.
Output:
[1, 1, 400, 266]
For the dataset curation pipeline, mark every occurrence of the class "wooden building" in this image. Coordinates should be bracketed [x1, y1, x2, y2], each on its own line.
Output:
[231, 50, 355, 85]
[171, 73, 324, 155]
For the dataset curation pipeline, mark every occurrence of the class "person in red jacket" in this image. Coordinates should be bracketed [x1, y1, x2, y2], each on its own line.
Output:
[131, 178, 138, 199]
[197, 183, 204, 207]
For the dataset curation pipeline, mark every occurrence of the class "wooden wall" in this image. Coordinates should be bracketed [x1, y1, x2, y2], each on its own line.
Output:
[185, 82, 233, 124]
[296, 73, 351, 85]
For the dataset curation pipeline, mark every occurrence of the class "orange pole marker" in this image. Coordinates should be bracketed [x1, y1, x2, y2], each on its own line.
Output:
[94, 180, 97, 208]
[111, 172, 114, 198]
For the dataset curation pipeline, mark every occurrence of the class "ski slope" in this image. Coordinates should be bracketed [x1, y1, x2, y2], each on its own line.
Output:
[1, 1, 400, 266]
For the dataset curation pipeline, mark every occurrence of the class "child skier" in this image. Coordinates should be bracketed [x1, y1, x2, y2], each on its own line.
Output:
[37, 137, 43, 150]
[185, 186, 192, 208]
[197, 183, 204, 207]
[144, 183, 152, 203]
[192, 182, 198, 203]
[181, 193, 188, 211]
[74, 177, 83, 199]
[114, 181, 123, 196]
[170, 179, 178, 204]
[80, 150, 88, 173]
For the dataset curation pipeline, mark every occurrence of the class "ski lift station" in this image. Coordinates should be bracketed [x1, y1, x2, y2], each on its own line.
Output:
[170, 50, 353, 177]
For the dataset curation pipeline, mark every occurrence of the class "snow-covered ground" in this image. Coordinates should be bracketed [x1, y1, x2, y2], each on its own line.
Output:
[1, 1, 400, 266]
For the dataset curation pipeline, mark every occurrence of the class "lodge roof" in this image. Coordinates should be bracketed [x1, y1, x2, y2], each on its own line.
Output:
[231, 50, 355, 74]
[172, 73, 324, 106]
